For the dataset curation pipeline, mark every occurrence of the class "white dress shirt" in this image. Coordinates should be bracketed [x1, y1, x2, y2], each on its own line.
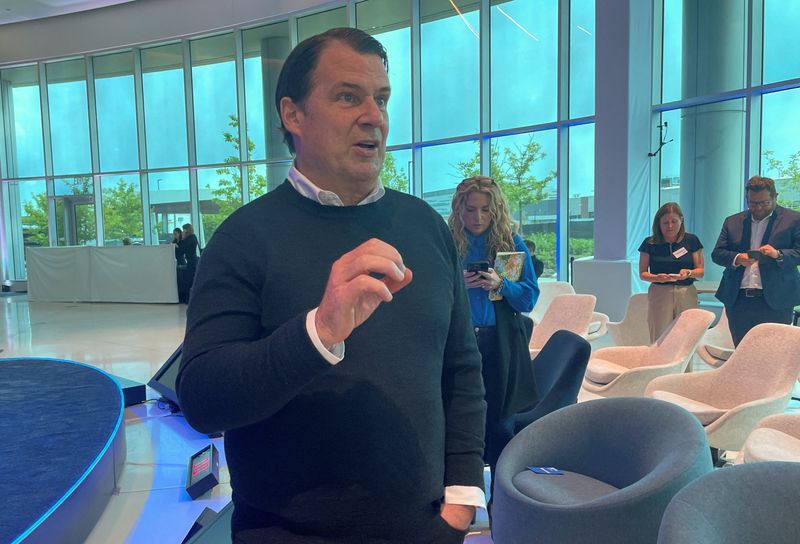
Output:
[739, 211, 774, 289]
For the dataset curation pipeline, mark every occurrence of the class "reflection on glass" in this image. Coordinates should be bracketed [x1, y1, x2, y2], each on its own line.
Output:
[141, 44, 188, 168]
[421, 139, 480, 218]
[7, 179, 48, 278]
[490, 131, 557, 276]
[763, 0, 800, 84]
[101, 173, 143, 245]
[421, 0, 479, 139]
[198, 166, 243, 246]
[382, 148, 412, 193]
[491, 0, 557, 130]
[662, 0, 745, 102]
[53, 176, 96, 246]
[94, 52, 139, 172]
[47, 59, 91, 175]
[568, 124, 595, 274]
[243, 22, 291, 161]
[357, 0, 412, 146]
[570, 0, 595, 118]
[1, 66, 45, 178]
[297, 7, 348, 42]
[761, 88, 800, 211]
[191, 34, 238, 166]
[148, 171, 190, 244]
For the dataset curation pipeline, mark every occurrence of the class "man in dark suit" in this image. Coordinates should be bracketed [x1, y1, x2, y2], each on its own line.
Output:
[711, 176, 800, 345]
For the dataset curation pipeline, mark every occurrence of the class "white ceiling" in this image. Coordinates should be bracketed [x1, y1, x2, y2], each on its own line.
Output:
[0, 0, 136, 26]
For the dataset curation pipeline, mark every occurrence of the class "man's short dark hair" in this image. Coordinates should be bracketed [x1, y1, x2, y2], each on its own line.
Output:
[745, 175, 777, 197]
[275, 27, 388, 154]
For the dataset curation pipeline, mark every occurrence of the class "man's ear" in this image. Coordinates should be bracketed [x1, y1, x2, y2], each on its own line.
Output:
[280, 96, 303, 137]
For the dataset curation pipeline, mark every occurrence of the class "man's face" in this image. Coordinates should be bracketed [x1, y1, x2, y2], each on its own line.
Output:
[282, 41, 390, 192]
[747, 188, 777, 221]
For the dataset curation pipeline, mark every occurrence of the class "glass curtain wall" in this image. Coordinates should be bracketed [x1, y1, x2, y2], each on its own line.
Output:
[654, 0, 800, 281]
[0, 0, 596, 280]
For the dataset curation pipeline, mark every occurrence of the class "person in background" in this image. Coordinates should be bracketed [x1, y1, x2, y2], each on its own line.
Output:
[449, 176, 539, 504]
[523, 238, 545, 278]
[176, 223, 198, 303]
[639, 202, 704, 343]
[176, 28, 486, 543]
[122, 237, 132, 246]
[172, 227, 185, 265]
[712, 175, 800, 345]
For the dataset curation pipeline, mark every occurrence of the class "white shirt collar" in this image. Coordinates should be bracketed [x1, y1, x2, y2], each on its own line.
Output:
[287, 163, 385, 206]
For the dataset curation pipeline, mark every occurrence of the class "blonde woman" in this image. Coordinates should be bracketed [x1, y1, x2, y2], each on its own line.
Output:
[448, 176, 540, 500]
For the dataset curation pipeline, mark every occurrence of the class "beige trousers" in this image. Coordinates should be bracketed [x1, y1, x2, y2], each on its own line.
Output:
[647, 283, 699, 343]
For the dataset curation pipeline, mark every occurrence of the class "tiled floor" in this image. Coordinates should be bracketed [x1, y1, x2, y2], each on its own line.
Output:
[3, 295, 796, 543]
[0, 295, 495, 543]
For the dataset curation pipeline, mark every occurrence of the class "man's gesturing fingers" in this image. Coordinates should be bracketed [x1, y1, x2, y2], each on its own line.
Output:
[316, 239, 413, 349]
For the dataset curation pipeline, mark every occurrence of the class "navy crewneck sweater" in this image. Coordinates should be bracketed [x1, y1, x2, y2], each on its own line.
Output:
[177, 182, 486, 538]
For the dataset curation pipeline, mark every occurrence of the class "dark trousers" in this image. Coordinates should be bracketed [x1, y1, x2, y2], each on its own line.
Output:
[475, 326, 515, 501]
[726, 291, 794, 346]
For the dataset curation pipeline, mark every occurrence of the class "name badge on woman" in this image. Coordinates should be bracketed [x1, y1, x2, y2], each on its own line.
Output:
[672, 247, 688, 259]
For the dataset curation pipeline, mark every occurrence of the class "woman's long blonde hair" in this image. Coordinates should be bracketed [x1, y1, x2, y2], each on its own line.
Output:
[448, 176, 517, 260]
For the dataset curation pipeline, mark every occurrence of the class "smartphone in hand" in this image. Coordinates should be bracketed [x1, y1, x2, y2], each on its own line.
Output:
[746, 250, 763, 260]
[466, 261, 490, 273]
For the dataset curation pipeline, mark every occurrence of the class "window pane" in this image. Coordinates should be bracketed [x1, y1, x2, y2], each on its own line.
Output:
[421, 0, 480, 140]
[101, 173, 143, 245]
[6, 179, 48, 279]
[421, 139, 480, 217]
[46, 59, 91, 175]
[763, 0, 800, 84]
[491, 0, 557, 130]
[141, 44, 188, 168]
[1, 66, 45, 178]
[357, 0, 412, 146]
[53, 176, 96, 246]
[198, 165, 242, 246]
[381, 148, 412, 193]
[761, 89, 800, 211]
[570, 0, 595, 118]
[243, 22, 291, 161]
[659, 99, 745, 283]
[489, 131, 557, 276]
[191, 34, 238, 166]
[247, 162, 291, 200]
[568, 123, 595, 276]
[662, 0, 746, 103]
[148, 170, 190, 244]
[94, 52, 139, 172]
[297, 7, 348, 42]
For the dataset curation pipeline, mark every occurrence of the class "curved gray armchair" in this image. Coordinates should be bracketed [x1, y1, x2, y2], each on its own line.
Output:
[492, 397, 712, 544]
[657, 462, 800, 544]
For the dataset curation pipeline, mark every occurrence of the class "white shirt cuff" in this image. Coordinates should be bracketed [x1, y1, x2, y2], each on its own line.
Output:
[444, 485, 487, 509]
[306, 308, 344, 365]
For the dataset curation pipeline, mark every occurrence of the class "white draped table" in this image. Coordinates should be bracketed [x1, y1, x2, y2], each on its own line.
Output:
[26, 245, 179, 303]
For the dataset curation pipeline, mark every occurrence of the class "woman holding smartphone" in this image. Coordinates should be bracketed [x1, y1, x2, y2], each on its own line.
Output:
[639, 202, 705, 342]
[448, 176, 539, 502]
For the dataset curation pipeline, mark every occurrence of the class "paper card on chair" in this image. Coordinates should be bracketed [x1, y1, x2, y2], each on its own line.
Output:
[528, 466, 564, 475]
[489, 251, 526, 301]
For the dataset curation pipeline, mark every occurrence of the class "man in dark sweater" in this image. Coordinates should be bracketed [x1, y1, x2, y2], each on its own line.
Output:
[176, 28, 486, 543]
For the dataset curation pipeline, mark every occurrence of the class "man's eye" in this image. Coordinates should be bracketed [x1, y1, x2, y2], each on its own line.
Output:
[375, 96, 388, 108]
[339, 93, 356, 103]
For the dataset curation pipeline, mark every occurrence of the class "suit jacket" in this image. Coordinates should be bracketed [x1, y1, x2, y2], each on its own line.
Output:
[711, 205, 800, 310]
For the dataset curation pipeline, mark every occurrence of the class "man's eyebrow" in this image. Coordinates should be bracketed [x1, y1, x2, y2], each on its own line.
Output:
[333, 82, 391, 94]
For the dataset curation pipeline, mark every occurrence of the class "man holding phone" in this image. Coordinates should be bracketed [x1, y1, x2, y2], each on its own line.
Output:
[712, 176, 800, 345]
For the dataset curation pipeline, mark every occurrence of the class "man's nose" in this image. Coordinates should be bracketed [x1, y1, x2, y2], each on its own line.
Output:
[359, 98, 385, 126]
